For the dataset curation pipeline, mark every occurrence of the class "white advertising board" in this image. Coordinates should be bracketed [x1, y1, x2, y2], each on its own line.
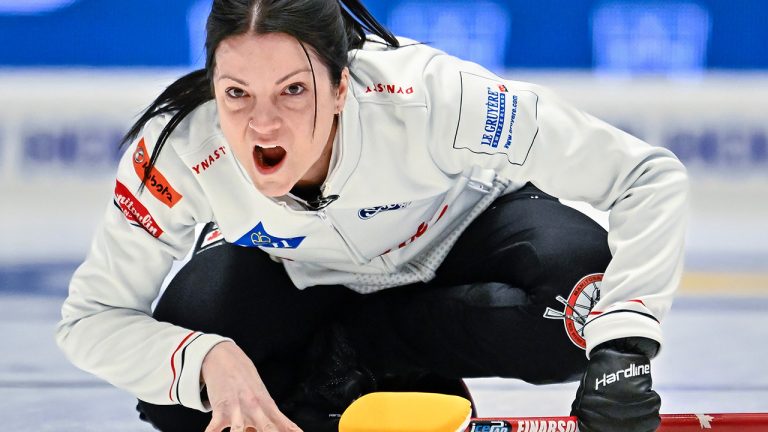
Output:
[0, 70, 765, 278]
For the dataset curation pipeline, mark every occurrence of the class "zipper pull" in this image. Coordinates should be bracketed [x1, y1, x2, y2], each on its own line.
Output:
[307, 194, 340, 210]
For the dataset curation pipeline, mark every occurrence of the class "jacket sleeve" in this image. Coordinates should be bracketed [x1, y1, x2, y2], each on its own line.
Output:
[423, 53, 689, 357]
[55, 115, 231, 410]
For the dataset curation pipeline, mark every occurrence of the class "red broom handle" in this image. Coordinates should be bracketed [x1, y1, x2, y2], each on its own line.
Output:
[466, 413, 768, 431]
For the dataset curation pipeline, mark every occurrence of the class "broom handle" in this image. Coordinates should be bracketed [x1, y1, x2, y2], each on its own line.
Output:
[466, 413, 768, 431]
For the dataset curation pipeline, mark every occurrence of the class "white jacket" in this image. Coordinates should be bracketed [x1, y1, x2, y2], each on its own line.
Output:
[56, 38, 688, 412]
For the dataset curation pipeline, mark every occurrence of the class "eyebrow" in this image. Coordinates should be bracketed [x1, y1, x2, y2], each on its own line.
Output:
[216, 68, 312, 87]
[217, 74, 249, 86]
[275, 68, 312, 85]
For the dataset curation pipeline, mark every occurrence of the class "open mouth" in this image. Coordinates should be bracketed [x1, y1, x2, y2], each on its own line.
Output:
[253, 144, 287, 173]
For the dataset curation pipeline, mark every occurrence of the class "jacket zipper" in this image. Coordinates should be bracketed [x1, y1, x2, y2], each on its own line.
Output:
[317, 209, 370, 265]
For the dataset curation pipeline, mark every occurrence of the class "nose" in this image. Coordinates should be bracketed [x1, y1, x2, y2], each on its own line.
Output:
[248, 106, 281, 135]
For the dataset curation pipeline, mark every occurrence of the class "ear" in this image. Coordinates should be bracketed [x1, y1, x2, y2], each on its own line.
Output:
[335, 67, 350, 114]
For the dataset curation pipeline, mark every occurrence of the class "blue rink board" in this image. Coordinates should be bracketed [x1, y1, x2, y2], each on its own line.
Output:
[1, 294, 767, 430]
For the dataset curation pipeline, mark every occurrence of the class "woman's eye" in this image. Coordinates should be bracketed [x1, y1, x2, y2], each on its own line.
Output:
[283, 84, 305, 96]
[225, 87, 247, 98]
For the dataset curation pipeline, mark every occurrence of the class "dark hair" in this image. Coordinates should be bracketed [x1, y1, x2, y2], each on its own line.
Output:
[123, 0, 398, 191]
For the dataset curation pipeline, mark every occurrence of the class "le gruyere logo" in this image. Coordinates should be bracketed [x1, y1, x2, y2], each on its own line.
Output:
[452, 72, 538, 166]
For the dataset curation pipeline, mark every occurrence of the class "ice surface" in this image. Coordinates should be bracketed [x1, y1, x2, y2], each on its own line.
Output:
[1, 294, 767, 429]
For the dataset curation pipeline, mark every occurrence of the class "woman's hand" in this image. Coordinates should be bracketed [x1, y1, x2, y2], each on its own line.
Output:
[201, 341, 302, 432]
[571, 337, 661, 432]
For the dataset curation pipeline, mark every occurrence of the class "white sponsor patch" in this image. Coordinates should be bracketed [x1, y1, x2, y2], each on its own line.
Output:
[453, 72, 539, 165]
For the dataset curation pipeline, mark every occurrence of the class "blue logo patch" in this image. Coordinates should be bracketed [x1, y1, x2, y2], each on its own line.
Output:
[234, 223, 305, 249]
[468, 420, 511, 432]
[358, 202, 410, 220]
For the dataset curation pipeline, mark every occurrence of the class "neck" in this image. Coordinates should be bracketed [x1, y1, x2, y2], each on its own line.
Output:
[295, 114, 338, 188]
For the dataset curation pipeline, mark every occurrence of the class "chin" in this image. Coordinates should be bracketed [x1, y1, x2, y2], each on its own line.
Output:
[252, 176, 294, 197]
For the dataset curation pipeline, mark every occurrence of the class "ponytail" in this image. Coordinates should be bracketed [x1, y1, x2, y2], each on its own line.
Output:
[120, 69, 212, 192]
[338, 0, 399, 49]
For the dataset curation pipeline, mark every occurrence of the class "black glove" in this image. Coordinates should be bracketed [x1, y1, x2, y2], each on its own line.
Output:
[281, 324, 375, 432]
[571, 337, 662, 432]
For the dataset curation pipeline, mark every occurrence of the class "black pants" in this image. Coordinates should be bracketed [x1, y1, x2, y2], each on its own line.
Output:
[136, 184, 611, 430]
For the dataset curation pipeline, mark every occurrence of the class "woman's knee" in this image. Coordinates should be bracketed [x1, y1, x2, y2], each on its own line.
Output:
[536, 225, 610, 275]
[151, 244, 279, 328]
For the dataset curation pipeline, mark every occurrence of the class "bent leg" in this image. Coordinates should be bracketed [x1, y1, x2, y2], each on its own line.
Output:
[344, 185, 612, 385]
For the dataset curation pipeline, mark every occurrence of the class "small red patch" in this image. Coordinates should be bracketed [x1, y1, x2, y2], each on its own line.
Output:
[114, 180, 164, 238]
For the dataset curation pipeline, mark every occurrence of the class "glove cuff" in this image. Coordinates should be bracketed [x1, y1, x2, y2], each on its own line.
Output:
[592, 337, 660, 359]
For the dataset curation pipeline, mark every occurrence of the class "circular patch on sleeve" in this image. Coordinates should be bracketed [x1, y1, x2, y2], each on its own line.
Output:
[543, 273, 603, 349]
